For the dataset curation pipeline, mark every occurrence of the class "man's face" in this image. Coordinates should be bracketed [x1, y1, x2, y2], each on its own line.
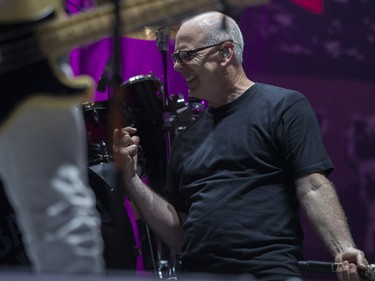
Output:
[173, 23, 223, 101]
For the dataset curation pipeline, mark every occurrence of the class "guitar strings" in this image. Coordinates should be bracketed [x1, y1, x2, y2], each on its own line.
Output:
[0, 24, 44, 74]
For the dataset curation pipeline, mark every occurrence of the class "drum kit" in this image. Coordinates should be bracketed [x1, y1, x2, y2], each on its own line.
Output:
[79, 26, 203, 278]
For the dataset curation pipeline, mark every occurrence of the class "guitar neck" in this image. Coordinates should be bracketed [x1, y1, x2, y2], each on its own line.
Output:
[37, 0, 220, 58]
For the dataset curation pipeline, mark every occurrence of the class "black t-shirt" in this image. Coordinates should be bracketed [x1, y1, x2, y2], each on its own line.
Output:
[164, 83, 334, 281]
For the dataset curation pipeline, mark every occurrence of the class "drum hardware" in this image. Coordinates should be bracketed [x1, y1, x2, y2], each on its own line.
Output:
[90, 140, 112, 165]
[84, 75, 168, 276]
[153, 26, 181, 280]
[167, 94, 194, 135]
[100, 25, 183, 280]
[81, 100, 122, 165]
[157, 259, 169, 280]
[80, 78, 195, 277]
[189, 97, 208, 120]
[119, 71, 197, 280]
[130, 24, 208, 281]
[84, 18, 200, 279]
[145, 223, 159, 277]
[80, 46, 199, 281]
[156, 245, 178, 280]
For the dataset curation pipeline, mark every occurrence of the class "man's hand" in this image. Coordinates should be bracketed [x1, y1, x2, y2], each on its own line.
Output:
[112, 127, 139, 179]
[336, 248, 368, 281]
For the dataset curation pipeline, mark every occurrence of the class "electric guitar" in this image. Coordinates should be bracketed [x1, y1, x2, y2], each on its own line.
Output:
[0, 0, 269, 130]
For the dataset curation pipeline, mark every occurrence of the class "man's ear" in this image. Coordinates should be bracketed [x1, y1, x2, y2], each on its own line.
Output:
[220, 48, 229, 58]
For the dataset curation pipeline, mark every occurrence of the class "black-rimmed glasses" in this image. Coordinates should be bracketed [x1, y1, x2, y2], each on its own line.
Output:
[170, 40, 232, 64]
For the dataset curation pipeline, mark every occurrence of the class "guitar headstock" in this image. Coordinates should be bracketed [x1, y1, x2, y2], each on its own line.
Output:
[0, 0, 62, 23]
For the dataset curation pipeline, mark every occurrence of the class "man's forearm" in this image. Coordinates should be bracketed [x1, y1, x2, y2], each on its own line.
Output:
[296, 173, 356, 258]
[126, 175, 185, 253]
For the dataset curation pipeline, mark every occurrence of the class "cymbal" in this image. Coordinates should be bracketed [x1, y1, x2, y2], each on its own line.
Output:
[124, 26, 178, 41]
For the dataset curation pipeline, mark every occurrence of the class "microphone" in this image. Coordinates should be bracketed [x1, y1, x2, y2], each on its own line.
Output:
[298, 260, 375, 280]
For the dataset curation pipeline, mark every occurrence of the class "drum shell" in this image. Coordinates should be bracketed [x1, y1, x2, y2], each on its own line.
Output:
[88, 163, 138, 270]
[120, 74, 163, 127]
[121, 75, 166, 192]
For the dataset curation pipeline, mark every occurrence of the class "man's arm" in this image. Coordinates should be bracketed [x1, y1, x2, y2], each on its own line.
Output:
[113, 127, 185, 253]
[295, 172, 368, 280]
[126, 175, 186, 253]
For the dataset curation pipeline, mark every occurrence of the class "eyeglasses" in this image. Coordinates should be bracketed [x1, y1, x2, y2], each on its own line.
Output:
[170, 40, 232, 64]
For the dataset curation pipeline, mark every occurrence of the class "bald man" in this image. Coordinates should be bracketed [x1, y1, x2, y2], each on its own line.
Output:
[113, 11, 367, 281]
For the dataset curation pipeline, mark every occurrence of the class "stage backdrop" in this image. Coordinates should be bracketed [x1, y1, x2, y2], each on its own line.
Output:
[67, 0, 375, 280]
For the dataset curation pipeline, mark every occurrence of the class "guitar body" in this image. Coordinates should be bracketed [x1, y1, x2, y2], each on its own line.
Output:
[0, 0, 93, 131]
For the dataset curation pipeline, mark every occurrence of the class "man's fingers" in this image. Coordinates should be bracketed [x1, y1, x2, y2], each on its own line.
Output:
[127, 144, 138, 158]
[120, 126, 137, 134]
[131, 135, 140, 146]
[113, 128, 120, 146]
[113, 127, 138, 146]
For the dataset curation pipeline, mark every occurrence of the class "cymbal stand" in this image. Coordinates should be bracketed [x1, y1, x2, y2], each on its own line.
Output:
[157, 26, 173, 162]
[155, 27, 178, 280]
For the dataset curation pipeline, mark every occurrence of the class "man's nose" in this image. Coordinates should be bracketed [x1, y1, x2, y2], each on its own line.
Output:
[173, 59, 184, 72]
